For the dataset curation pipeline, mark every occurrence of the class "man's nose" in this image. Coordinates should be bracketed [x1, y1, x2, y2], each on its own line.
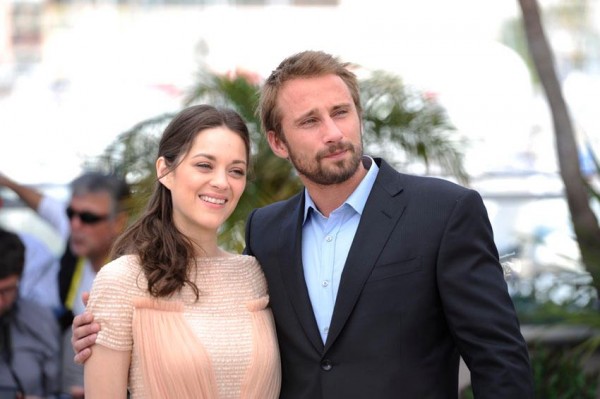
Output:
[69, 216, 83, 229]
[322, 116, 344, 143]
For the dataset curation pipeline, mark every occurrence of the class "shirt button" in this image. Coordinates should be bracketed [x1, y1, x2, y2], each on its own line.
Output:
[324, 327, 329, 334]
[325, 235, 333, 242]
[321, 280, 329, 287]
[321, 359, 333, 371]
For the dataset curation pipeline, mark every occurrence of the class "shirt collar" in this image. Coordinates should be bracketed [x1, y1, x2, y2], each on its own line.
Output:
[303, 156, 379, 223]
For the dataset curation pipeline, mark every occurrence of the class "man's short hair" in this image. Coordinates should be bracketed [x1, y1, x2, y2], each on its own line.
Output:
[70, 172, 131, 215]
[258, 50, 362, 141]
[0, 228, 25, 279]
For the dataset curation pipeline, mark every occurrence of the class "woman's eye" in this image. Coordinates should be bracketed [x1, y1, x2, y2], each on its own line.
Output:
[230, 169, 246, 177]
[196, 163, 212, 170]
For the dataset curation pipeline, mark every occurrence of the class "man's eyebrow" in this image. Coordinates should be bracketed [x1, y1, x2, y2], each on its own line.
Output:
[294, 103, 351, 122]
[294, 109, 318, 124]
[332, 103, 352, 111]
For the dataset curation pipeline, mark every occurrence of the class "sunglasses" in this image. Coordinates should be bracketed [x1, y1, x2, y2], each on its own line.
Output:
[66, 207, 110, 225]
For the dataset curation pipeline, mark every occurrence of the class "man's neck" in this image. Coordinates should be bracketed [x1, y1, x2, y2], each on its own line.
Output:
[302, 163, 368, 218]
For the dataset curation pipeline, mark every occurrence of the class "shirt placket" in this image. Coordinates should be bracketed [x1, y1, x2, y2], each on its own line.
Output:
[318, 213, 342, 340]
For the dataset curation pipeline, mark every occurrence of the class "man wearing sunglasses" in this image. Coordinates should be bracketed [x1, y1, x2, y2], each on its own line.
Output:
[0, 171, 130, 398]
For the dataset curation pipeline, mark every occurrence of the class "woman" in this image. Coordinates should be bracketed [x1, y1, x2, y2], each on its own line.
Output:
[83, 105, 281, 399]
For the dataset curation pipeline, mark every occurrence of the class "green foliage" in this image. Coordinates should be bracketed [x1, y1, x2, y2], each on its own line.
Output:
[516, 299, 600, 326]
[583, 140, 600, 204]
[92, 67, 467, 251]
[505, 271, 600, 399]
[93, 113, 175, 222]
[509, 268, 599, 325]
[360, 71, 469, 184]
[184, 69, 302, 252]
[460, 342, 599, 399]
[530, 343, 598, 399]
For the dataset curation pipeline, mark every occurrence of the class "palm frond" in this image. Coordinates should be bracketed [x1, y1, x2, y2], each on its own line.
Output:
[94, 67, 467, 250]
[361, 70, 469, 184]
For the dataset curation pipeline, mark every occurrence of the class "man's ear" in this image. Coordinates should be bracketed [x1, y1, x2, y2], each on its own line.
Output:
[266, 131, 289, 160]
[156, 157, 173, 190]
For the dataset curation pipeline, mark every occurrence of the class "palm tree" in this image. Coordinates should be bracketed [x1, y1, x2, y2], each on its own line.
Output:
[361, 70, 468, 184]
[94, 66, 467, 251]
[183, 69, 303, 252]
[517, 0, 600, 295]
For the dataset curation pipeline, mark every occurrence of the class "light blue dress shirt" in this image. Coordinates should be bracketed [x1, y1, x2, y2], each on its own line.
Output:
[302, 156, 379, 343]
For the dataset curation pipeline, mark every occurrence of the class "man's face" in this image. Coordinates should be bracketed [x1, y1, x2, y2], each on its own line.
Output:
[0, 275, 19, 316]
[67, 192, 122, 263]
[268, 74, 363, 186]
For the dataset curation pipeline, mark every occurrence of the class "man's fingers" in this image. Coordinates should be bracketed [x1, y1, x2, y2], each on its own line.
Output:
[82, 291, 90, 307]
[73, 330, 98, 351]
[71, 312, 97, 337]
[73, 347, 92, 365]
[70, 311, 100, 364]
[71, 320, 100, 343]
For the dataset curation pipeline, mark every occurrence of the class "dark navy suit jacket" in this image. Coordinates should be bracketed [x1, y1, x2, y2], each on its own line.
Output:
[245, 158, 534, 399]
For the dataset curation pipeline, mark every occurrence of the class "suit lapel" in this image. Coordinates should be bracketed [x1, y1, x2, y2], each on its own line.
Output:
[324, 160, 407, 352]
[278, 193, 325, 353]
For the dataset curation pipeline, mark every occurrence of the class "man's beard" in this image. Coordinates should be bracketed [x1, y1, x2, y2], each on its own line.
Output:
[287, 141, 363, 186]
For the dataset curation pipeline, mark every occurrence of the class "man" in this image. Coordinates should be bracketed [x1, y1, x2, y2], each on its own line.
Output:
[0, 171, 130, 398]
[0, 196, 61, 313]
[72, 51, 534, 398]
[0, 228, 61, 397]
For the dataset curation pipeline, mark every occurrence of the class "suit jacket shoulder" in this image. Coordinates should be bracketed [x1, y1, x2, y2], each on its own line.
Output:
[376, 158, 470, 198]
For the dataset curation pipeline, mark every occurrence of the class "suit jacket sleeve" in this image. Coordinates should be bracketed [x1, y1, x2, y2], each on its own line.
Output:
[437, 189, 534, 397]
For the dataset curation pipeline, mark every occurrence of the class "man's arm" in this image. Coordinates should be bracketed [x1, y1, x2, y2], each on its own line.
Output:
[438, 189, 534, 397]
[71, 292, 101, 364]
[0, 173, 43, 211]
[0, 172, 70, 239]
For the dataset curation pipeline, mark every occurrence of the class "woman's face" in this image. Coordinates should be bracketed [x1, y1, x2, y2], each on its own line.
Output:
[157, 126, 248, 239]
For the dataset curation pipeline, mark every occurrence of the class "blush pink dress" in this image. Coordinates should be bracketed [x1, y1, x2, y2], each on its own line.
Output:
[86, 254, 281, 399]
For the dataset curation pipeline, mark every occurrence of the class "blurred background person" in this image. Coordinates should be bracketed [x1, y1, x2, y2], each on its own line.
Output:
[0, 196, 61, 314]
[0, 227, 61, 398]
[0, 171, 131, 399]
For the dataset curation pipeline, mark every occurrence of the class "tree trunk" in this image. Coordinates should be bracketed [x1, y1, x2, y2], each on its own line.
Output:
[517, 0, 600, 293]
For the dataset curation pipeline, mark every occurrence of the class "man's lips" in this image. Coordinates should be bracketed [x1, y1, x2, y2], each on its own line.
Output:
[319, 144, 352, 161]
[325, 149, 346, 158]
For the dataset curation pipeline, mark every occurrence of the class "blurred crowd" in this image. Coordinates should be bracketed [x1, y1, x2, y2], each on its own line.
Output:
[0, 171, 130, 399]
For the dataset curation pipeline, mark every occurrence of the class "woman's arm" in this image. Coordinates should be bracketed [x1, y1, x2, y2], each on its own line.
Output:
[83, 258, 136, 399]
[84, 344, 131, 399]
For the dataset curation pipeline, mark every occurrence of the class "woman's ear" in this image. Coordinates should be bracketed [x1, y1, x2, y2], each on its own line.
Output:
[266, 131, 289, 160]
[156, 157, 173, 190]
